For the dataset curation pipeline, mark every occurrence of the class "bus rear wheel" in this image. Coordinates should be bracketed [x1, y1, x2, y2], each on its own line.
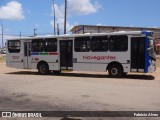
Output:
[38, 63, 49, 75]
[108, 64, 123, 78]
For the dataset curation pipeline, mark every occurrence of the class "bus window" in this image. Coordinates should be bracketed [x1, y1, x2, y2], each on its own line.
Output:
[75, 37, 90, 52]
[91, 36, 108, 52]
[32, 39, 43, 52]
[8, 40, 20, 53]
[109, 35, 128, 52]
[44, 38, 57, 52]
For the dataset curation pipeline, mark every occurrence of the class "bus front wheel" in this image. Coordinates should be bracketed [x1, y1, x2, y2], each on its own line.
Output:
[108, 64, 123, 78]
[38, 63, 49, 75]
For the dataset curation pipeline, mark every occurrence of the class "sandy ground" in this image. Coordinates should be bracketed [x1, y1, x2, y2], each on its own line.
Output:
[0, 58, 160, 120]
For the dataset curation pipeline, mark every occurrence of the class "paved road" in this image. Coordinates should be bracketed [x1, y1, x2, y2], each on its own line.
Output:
[0, 63, 160, 120]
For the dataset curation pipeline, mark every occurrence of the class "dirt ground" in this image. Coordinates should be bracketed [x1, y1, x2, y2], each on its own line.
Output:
[0, 55, 160, 120]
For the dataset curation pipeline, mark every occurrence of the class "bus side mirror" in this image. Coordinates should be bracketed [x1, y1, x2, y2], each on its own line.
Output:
[149, 40, 153, 46]
[147, 47, 152, 51]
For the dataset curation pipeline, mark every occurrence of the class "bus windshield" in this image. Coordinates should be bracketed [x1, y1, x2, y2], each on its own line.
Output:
[148, 38, 156, 61]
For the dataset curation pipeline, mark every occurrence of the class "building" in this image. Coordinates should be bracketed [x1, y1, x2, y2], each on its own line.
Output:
[70, 25, 160, 54]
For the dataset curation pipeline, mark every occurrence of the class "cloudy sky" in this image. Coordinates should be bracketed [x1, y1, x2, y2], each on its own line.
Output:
[0, 0, 160, 47]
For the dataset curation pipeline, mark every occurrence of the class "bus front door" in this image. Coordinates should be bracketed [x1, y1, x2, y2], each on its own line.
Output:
[24, 42, 31, 69]
[131, 37, 145, 72]
[60, 40, 73, 70]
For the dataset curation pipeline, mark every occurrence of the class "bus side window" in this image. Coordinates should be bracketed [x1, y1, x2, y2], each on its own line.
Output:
[109, 35, 128, 52]
[91, 36, 108, 52]
[75, 37, 90, 52]
[44, 38, 57, 52]
[32, 39, 44, 52]
[8, 40, 21, 53]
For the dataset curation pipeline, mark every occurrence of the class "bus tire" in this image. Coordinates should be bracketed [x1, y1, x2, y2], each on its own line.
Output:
[38, 63, 49, 75]
[108, 64, 123, 78]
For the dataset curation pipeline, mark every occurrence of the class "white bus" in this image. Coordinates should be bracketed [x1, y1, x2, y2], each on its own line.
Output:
[6, 31, 156, 77]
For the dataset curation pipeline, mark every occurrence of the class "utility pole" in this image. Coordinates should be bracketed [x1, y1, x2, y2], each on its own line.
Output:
[57, 23, 60, 35]
[34, 29, 37, 36]
[52, 0, 56, 35]
[64, 0, 67, 34]
[0, 19, 3, 48]
[20, 31, 21, 38]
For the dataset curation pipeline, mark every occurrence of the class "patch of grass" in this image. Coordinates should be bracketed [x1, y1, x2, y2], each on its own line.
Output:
[0, 56, 6, 63]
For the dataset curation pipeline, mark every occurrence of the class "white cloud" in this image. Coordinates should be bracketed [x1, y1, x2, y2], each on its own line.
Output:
[51, 3, 73, 33]
[50, 0, 101, 33]
[68, 0, 101, 15]
[96, 23, 105, 26]
[50, 17, 73, 34]
[153, 26, 158, 28]
[0, 1, 25, 20]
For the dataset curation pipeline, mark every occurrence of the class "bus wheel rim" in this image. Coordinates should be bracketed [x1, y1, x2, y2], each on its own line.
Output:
[40, 65, 46, 73]
[111, 68, 118, 75]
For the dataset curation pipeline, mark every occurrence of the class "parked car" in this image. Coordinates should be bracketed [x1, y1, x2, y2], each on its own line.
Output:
[0, 49, 6, 54]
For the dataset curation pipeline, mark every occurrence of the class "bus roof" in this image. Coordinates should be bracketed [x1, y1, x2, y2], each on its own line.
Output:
[7, 31, 152, 40]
